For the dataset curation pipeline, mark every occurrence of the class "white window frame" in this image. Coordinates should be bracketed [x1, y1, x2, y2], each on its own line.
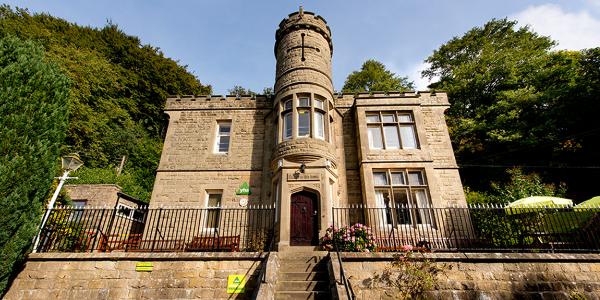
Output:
[116, 203, 145, 222]
[204, 191, 223, 230]
[214, 121, 232, 154]
[297, 109, 311, 138]
[366, 111, 419, 150]
[283, 112, 293, 140]
[372, 169, 434, 227]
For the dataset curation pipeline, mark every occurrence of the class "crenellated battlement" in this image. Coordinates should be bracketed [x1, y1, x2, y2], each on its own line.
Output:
[333, 91, 450, 108]
[275, 8, 333, 56]
[165, 94, 273, 110]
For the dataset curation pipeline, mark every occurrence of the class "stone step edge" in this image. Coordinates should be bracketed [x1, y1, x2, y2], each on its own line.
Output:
[275, 291, 331, 295]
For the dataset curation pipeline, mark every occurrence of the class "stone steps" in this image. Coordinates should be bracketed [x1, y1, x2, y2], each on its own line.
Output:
[280, 271, 329, 281]
[274, 290, 331, 300]
[274, 252, 331, 300]
[275, 280, 329, 291]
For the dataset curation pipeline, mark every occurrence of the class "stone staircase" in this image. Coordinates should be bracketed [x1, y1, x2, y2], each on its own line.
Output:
[274, 251, 331, 300]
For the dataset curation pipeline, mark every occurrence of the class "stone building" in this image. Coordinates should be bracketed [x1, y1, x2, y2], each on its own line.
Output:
[150, 8, 466, 251]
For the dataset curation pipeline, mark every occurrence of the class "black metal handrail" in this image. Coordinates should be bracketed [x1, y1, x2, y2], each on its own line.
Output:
[250, 215, 277, 300]
[332, 206, 356, 300]
[331, 204, 600, 253]
[34, 205, 276, 253]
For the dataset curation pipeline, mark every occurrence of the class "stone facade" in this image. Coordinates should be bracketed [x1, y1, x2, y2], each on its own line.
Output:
[65, 184, 142, 208]
[4, 253, 263, 300]
[331, 252, 600, 300]
[150, 9, 466, 251]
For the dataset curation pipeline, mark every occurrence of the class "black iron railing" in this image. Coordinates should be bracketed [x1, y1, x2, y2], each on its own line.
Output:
[332, 204, 600, 253]
[35, 206, 275, 253]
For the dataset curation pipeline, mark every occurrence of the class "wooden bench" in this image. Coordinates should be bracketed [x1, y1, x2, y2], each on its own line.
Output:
[185, 236, 240, 252]
[130, 239, 186, 252]
[374, 237, 414, 252]
[98, 234, 143, 252]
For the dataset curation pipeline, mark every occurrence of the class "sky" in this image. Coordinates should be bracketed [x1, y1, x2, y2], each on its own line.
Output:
[3, 0, 600, 94]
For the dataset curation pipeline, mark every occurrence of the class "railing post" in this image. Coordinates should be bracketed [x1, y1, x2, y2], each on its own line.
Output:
[90, 208, 107, 252]
[151, 208, 163, 252]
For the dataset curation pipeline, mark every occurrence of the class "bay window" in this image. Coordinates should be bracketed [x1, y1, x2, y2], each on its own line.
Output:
[278, 94, 329, 142]
[373, 169, 434, 226]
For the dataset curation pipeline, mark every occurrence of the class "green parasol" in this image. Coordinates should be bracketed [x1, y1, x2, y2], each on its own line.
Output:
[505, 196, 573, 215]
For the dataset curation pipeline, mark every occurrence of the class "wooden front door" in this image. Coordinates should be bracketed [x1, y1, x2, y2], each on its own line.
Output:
[290, 192, 318, 246]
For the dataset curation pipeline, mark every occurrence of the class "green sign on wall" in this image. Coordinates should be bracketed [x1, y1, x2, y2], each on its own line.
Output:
[236, 182, 251, 195]
[227, 274, 246, 293]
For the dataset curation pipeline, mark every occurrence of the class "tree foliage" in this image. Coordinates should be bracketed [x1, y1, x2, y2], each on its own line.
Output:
[0, 6, 211, 200]
[466, 168, 566, 205]
[423, 19, 600, 198]
[228, 85, 255, 96]
[0, 35, 70, 294]
[342, 59, 414, 93]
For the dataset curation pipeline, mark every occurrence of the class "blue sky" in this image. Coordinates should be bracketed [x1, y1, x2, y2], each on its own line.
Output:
[3, 1, 600, 94]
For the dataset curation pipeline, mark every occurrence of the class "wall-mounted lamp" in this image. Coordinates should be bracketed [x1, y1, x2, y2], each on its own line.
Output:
[300, 163, 306, 173]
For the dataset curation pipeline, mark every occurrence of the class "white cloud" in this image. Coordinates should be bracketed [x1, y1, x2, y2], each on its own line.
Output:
[588, 0, 600, 9]
[406, 62, 438, 91]
[512, 4, 600, 50]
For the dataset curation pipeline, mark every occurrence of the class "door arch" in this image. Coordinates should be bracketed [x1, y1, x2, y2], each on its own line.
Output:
[290, 191, 319, 246]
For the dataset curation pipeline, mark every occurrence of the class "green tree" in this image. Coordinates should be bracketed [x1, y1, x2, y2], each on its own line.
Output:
[262, 87, 274, 97]
[0, 6, 212, 200]
[423, 19, 555, 157]
[342, 59, 414, 93]
[423, 18, 600, 198]
[0, 35, 70, 294]
[228, 85, 255, 95]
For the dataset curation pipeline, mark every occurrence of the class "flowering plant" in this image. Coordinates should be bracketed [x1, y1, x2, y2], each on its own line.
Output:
[320, 223, 377, 252]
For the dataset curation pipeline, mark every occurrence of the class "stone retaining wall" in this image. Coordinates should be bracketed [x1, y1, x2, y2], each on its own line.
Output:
[332, 252, 600, 300]
[4, 252, 265, 300]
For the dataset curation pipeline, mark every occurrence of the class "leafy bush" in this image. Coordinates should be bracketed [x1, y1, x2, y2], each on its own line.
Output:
[38, 212, 90, 252]
[491, 168, 567, 203]
[367, 251, 447, 300]
[72, 166, 151, 201]
[244, 229, 271, 252]
[467, 168, 566, 205]
[466, 169, 570, 248]
[320, 223, 377, 252]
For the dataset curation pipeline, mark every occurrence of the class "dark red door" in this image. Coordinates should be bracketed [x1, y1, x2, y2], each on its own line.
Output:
[290, 192, 318, 246]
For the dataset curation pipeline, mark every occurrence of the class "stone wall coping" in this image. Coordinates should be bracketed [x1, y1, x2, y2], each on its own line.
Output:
[339, 252, 600, 262]
[167, 95, 270, 101]
[64, 184, 122, 189]
[28, 252, 267, 261]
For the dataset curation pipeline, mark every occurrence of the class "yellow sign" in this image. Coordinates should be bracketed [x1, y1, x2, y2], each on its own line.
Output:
[227, 274, 246, 294]
[135, 262, 153, 272]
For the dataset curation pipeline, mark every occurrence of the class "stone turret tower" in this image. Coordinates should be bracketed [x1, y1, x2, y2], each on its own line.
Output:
[272, 7, 341, 250]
